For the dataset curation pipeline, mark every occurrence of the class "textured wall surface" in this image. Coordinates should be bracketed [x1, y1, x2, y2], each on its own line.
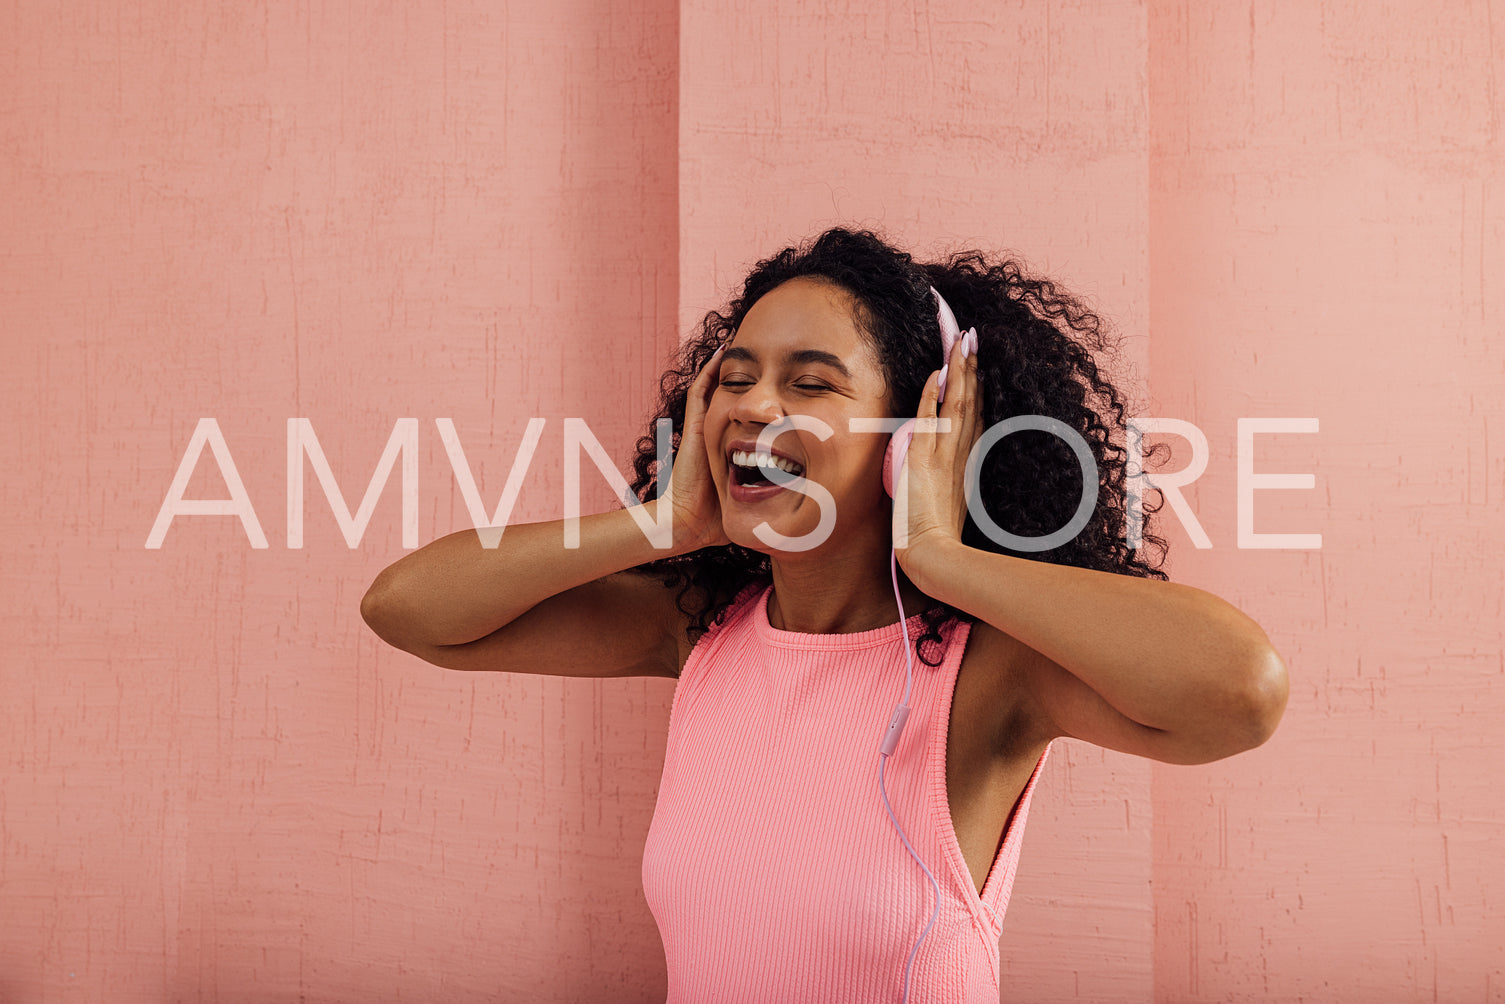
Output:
[1, 1, 680, 1000]
[1147, 3, 1505, 1000]
[1, 1, 1501, 1002]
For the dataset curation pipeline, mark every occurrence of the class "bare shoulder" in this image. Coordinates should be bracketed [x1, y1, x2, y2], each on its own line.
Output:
[974, 610, 1251, 766]
[959, 617, 1061, 759]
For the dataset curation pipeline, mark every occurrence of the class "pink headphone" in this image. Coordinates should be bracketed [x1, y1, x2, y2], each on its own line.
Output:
[877, 285, 977, 1004]
[881, 287, 977, 498]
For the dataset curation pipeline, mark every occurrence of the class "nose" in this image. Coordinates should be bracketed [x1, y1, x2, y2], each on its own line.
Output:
[726, 376, 786, 427]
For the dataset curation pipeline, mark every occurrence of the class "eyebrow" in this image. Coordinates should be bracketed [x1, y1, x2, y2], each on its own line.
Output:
[721, 345, 853, 381]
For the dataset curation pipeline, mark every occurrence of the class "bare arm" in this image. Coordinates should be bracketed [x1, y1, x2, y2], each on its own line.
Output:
[361, 502, 681, 649]
[360, 343, 729, 677]
[895, 331, 1287, 763]
[908, 539, 1289, 763]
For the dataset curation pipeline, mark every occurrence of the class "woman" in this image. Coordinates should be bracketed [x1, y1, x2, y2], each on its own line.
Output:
[361, 227, 1290, 1002]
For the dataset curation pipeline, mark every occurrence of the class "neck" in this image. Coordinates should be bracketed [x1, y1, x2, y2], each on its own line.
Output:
[765, 546, 935, 634]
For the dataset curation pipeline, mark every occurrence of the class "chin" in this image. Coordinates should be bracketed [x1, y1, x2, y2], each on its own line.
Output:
[726, 519, 831, 558]
[720, 517, 775, 554]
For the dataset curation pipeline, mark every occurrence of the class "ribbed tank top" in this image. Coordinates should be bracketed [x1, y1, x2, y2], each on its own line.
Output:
[642, 580, 1052, 1003]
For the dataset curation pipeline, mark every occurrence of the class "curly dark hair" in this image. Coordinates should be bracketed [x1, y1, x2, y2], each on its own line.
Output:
[622, 226, 1170, 669]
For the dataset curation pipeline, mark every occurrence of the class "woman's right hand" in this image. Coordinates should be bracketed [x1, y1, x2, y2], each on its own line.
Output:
[661, 344, 730, 553]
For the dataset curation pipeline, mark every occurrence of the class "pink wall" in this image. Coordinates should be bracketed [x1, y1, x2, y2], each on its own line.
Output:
[2, 1, 679, 999]
[1, 1, 1500, 1002]
[1148, 3, 1505, 999]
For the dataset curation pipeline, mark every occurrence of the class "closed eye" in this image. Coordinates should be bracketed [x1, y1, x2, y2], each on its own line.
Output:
[717, 380, 829, 392]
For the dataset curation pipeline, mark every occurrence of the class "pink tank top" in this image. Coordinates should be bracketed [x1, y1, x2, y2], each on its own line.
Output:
[642, 581, 1052, 1002]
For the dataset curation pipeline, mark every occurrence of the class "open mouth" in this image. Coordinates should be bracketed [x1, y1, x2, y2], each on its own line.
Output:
[728, 448, 805, 487]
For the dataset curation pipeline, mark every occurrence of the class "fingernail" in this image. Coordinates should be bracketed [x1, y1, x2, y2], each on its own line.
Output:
[959, 336, 969, 361]
[968, 327, 978, 355]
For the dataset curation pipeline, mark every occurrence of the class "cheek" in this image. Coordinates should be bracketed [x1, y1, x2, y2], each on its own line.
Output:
[821, 440, 887, 495]
[700, 402, 728, 472]
[702, 398, 727, 440]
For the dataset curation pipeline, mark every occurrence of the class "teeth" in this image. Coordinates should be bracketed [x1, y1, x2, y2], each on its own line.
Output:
[730, 449, 803, 476]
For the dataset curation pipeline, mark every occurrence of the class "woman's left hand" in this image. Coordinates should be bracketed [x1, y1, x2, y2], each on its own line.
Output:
[892, 330, 983, 578]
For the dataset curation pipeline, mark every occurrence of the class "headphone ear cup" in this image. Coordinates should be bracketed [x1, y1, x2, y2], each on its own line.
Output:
[888, 287, 960, 502]
[883, 420, 917, 499]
